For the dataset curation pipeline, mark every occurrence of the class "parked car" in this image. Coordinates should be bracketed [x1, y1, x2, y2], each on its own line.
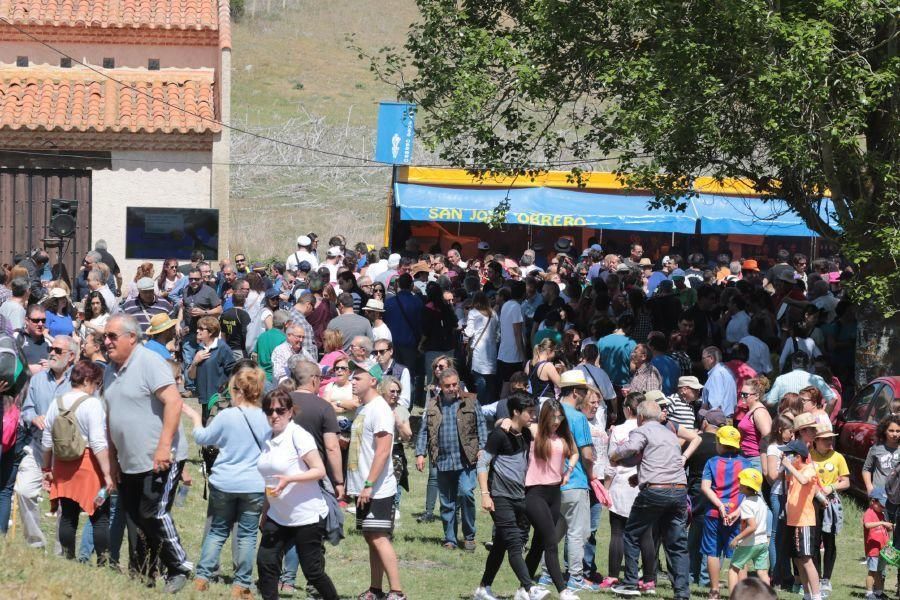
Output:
[837, 376, 900, 495]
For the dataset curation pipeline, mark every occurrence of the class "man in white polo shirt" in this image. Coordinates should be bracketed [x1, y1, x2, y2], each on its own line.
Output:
[348, 358, 405, 600]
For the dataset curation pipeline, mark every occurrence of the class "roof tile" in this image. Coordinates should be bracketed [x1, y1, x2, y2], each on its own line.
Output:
[0, 0, 219, 31]
[0, 69, 220, 134]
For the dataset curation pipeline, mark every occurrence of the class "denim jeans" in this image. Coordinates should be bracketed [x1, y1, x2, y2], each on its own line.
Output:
[582, 501, 602, 577]
[471, 371, 497, 406]
[769, 492, 791, 586]
[623, 487, 690, 599]
[79, 492, 126, 564]
[0, 434, 24, 535]
[181, 334, 199, 392]
[423, 462, 438, 517]
[437, 467, 477, 546]
[196, 486, 265, 588]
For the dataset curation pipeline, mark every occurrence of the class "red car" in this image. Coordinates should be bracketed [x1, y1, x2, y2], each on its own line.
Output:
[837, 376, 900, 495]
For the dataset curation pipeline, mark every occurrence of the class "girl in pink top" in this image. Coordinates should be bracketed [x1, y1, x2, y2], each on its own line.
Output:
[523, 400, 578, 594]
[738, 376, 772, 469]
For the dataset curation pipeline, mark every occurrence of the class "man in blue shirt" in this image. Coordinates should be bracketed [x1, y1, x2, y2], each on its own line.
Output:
[415, 368, 487, 550]
[549, 370, 599, 592]
[384, 274, 423, 400]
[701, 346, 737, 417]
[597, 314, 637, 388]
[648, 331, 682, 395]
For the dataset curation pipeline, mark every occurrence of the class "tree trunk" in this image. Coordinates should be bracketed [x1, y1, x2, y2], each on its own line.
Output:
[856, 306, 900, 387]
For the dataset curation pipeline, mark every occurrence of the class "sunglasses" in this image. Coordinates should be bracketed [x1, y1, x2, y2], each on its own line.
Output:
[188, 277, 201, 281]
[49, 347, 66, 355]
[374, 349, 391, 355]
[29, 318, 46, 324]
[333, 365, 349, 372]
[103, 332, 120, 341]
[263, 407, 290, 416]
[236, 258, 247, 263]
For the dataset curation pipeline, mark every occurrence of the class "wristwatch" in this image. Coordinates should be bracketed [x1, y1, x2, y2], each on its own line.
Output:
[364, 480, 374, 488]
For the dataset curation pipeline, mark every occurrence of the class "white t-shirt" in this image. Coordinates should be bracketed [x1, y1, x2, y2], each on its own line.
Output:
[41, 390, 108, 455]
[766, 443, 786, 495]
[0, 300, 25, 330]
[778, 336, 822, 370]
[498, 300, 524, 363]
[347, 395, 397, 499]
[372, 322, 392, 342]
[738, 494, 770, 546]
[286, 249, 319, 272]
[257, 421, 328, 527]
[740, 335, 772, 375]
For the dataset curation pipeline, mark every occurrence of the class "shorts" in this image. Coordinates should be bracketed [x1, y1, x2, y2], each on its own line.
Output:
[355, 496, 395, 533]
[700, 515, 739, 558]
[789, 525, 818, 558]
[867, 556, 887, 576]
[730, 543, 770, 571]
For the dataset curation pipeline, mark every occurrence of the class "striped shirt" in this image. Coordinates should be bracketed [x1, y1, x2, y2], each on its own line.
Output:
[665, 394, 696, 430]
[702, 454, 751, 518]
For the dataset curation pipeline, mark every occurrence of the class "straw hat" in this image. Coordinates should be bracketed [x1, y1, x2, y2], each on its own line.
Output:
[558, 370, 600, 395]
[364, 299, 385, 313]
[146, 313, 178, 336]
[792, 412, 818, 432]
[815, 422, 838, 438]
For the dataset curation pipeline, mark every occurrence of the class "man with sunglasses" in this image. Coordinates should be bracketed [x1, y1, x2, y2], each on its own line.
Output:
[180, 267, 222, 397]
[373, 339, 411, 409]
[17, 334, 79, 548]
[233, 253, 250, 276]
[17, 304, 50, 374]
[103, 314, 191, 593]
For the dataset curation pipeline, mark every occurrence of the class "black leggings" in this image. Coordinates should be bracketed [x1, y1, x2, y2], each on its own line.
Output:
[609, 511, 656, 581]
[814, 504, 837, 580]
[59, 497, 110, 564]
[480, 496, 532, 590]
[525, 485, 565, 592]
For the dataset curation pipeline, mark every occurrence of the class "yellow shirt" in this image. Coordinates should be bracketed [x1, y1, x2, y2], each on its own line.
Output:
[810, 449, 849, 488]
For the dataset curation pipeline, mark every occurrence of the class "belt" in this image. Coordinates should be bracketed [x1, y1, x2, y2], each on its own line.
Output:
[645, 483, 687, 489]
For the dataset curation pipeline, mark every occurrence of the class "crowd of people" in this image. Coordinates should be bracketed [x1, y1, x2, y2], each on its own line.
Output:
[0, 232, 883, 600]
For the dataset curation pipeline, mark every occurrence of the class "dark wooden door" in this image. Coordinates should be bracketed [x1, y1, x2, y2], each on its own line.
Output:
[0, 169, 91, 280]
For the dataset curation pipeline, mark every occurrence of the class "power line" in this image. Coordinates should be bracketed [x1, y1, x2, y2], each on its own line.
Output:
[0, 17, 649, 172]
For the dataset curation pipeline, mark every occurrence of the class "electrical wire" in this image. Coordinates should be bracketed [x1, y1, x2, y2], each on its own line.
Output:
[0, 17, 650, 172]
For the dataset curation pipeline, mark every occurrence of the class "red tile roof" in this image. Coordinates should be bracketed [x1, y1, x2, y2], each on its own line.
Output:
[0, 0, 220, 31]
[0, 69, 220, 134]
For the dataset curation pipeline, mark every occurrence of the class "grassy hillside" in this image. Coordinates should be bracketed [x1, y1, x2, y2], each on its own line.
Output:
[228, 0, 421, 259]
[232, 0, 418, 126]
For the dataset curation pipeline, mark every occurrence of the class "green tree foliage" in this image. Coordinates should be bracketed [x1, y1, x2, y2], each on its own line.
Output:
[366, 0, 899, 314]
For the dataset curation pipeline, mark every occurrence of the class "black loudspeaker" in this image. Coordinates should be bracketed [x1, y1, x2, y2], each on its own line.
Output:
[50, 199, 77, 238]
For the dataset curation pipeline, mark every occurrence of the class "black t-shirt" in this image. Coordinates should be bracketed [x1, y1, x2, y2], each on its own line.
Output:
[648, 294, 683, 337]
[291, 391, 340, 480]
[19, 333, 48, 366]
[686, 431, 719, 505]
[183, 284, 221, 333]
[484, 426, 532, 500]
[220, 307, 250, 354]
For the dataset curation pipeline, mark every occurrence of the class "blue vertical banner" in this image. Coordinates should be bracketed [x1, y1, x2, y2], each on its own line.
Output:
[375, 102, 416, 164]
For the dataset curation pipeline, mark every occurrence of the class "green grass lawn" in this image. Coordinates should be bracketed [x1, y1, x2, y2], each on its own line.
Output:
[0, 415, 881, 598]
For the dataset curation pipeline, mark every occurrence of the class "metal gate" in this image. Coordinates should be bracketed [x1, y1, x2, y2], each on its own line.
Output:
[0, 169, 91, 280]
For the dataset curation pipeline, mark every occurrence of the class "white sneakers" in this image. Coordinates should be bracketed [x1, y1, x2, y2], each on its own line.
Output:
[513, 587, 551, 600]
[559, 589, 580, 600]
[473, 587, 499, 600]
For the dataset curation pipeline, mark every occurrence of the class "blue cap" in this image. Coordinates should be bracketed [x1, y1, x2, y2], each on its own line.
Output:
[297, 260, 312, 272]
[590, 244, 603, 252]
[778, 439, 809, 459]
[870, 487, 888, 504]
[264, 288, 280, 300]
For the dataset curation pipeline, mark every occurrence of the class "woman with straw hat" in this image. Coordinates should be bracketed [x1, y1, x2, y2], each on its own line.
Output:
[145, 312, 179, 361]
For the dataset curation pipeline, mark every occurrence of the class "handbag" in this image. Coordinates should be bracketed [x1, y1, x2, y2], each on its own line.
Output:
[590, 478, 613, 508]
[1, 401, 19, 453]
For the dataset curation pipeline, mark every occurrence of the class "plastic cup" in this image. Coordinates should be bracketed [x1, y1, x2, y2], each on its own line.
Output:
[265, 476, 279, 497]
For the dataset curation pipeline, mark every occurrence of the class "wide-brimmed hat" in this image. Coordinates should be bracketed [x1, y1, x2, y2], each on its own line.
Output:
[639, 258, 653, 267]
[778, 270, 798, 284]
[678, 376, 703, 390]
[411, 261, 430, 276]
[792, 412, 818, 432]
[742, 259, 760, 272]
[558, 369, 600, 395]
[47, 287, 68, 299]
[364, 299, 385, 313]
[815, 422, 838, 438]
[146, 313, 178, 336]
[739, 469, 764, 492]
[554, 238, 573, 254]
